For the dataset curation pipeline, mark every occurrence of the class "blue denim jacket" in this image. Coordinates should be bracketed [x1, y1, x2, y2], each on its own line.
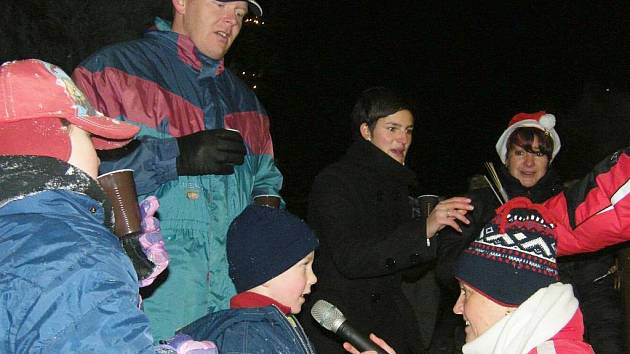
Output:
[179, 305, 316, 354]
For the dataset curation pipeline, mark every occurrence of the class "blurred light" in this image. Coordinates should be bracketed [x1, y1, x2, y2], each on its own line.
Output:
[244, 17, 264, 26]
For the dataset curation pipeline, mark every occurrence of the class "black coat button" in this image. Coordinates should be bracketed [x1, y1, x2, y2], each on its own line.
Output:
[370, 293, 381, 303]
[409, 253, 421, 264]
[385, 258, 396, 270]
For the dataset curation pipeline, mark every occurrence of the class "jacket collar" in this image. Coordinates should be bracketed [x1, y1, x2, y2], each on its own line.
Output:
[0, 156, 112, 227]
[152, 17, 225, 77]
[344, 139, 418, 189]
[230, 291, 292, 315]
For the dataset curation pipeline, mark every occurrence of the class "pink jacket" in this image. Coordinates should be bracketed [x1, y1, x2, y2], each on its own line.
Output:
[528, 310, 593, 354]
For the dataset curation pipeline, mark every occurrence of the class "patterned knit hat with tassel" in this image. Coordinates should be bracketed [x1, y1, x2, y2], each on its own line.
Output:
[454, 197, 560, 306]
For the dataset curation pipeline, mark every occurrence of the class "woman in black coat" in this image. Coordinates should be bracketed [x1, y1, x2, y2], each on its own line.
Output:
[301, 87, 473, 354]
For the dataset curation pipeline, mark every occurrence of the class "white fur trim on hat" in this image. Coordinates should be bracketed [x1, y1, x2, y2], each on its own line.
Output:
[538, 114, 556, 130]
[495, 112, 561, 164]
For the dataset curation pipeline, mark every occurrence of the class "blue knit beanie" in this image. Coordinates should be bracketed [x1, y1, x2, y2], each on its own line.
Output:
[454, 197, 559, 306]
[227, 205, 319, 293]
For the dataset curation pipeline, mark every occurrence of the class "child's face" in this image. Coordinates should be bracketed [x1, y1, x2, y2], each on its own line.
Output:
[67, 124, 100, 179]
[264, 251, 317, 314]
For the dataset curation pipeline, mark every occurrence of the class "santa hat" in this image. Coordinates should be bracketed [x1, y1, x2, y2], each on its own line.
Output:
[454, 197, 560, 306]
[495, 111, 561, 164]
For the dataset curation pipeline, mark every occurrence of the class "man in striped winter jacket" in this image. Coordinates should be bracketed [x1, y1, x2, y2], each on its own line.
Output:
[73, 0, 283, 341]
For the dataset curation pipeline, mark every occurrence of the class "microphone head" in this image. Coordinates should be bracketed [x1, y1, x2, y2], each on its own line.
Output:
[310, 299, 346, 333]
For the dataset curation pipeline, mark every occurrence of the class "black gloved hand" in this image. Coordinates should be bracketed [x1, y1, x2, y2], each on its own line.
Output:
[176, 129, 246, 176]
[121, 236, 154, 281]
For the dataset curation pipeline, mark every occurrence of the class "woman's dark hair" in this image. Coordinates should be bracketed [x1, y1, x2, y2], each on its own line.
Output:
[350, 87, 412, 141]
[506, 127, 554, 160]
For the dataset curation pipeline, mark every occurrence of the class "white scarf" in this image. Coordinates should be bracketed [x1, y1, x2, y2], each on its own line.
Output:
[462, 283, 578, 354]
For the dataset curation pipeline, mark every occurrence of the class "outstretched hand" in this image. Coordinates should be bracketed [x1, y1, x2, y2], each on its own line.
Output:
[426, 196, 473, 238]
[342, 334, 397, 354]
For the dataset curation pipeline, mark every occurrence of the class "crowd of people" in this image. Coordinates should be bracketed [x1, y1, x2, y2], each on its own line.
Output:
[1, 0, 629, 353]
[434, 111, 625, 353]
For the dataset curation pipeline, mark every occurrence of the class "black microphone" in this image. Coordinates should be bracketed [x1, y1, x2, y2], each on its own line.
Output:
[310, 299, 388, 354]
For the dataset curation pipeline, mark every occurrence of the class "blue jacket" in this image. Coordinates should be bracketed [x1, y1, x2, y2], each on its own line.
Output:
[73, 18, 284, 340]
[0, 156, 155, 353]
[179, 305, 316, 354]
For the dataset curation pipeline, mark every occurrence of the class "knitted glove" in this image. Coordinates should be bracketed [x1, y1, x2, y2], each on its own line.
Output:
[155, 334, 218, 354]
[176, 129, 246, 176]
[137, 196, 169, 287]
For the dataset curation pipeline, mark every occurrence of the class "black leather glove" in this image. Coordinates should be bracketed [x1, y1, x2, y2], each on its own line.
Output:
[176, 129, 246, 176]
[121, 236, 154, 281]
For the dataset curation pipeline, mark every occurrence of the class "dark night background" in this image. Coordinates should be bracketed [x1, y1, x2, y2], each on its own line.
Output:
[1, 1, 629, 217]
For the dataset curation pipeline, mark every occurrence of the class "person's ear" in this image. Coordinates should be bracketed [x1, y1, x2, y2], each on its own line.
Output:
[172, 0, 186, 15]
[360, 123, 372, 141]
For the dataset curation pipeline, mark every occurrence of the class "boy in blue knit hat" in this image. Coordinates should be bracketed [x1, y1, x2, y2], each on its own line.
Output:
[178, 205, 319, 353]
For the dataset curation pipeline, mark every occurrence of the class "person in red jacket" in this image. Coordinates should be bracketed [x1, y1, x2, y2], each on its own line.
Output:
[434, 111, 624, 353]
[451, 197, 594, 354]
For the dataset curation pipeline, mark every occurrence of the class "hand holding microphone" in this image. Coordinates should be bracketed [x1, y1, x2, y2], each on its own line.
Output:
[343, 334, 397, 354]
[310, 300, 390, 354]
